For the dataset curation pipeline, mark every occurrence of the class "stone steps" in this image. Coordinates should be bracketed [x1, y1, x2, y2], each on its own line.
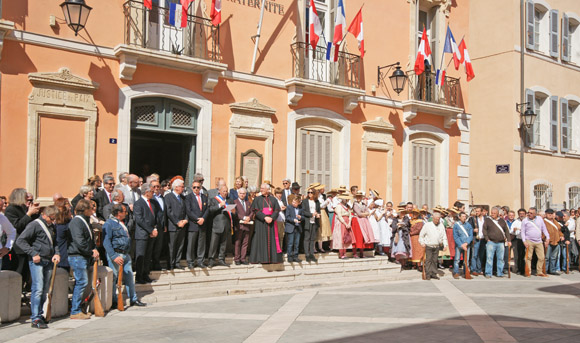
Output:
[133, 252, 413, 304]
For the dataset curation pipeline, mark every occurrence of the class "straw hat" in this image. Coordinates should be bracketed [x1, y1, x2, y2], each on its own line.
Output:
[447, 207, 461, 215]
[338, 193, 353, 201]
[432, 206, 449, 216]
[327, 188, 339, 195]
[315, 184, 326, 191]
[369, 189, 379, 199]
[354, 191, 365, 197]
[308, 182, 321, 189]
[337, 186, 348, 193]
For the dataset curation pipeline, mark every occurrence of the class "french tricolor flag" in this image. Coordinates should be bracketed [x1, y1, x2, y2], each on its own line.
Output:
[443, 26, 462, 70]
[435, 69, 446, 87]
[169, 2, 187, 28]
[333, 0, 346, 44]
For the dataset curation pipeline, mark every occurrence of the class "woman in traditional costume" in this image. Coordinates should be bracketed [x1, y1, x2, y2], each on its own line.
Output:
[409, 209, 425, 270]
[351, 192, 376, 258]
[391, 205, 412, 268]
[331, 194, 354, 259]
[316, 185, 332, 253]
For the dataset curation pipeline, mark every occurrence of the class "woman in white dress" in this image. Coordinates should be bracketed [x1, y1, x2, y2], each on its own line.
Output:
[374, 199, 392, 256]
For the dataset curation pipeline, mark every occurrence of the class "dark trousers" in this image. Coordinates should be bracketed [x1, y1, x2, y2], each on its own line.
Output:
[186, 229, 206, 264]
[168, 229, 186, 267]
[152, 228, 167, 269]
[135, 238, 153, 281]
[512, 238, 525, 274]
[425, 246, 439, 278]
[303, 223, 318, 256]
[208, 230, 227, 261]
[234, 229, 250, 262]
[286, 231, 300, 258]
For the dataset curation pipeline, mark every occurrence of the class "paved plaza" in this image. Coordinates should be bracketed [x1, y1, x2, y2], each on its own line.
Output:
[1, 271, 580, 343]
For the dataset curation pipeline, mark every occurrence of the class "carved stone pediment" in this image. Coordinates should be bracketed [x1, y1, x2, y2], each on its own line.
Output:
[362, 117, 395, 147]
[362, 117, 395, 133]
[229, 98, 276, 116]
[28, 67, 99, 91]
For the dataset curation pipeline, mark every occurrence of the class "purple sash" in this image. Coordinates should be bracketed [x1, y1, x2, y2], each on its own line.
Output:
[262, 206, 282, 254]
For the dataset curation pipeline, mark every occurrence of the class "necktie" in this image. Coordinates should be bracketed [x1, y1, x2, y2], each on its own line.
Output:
[242, 200, 246, 212]
[108, 192, 112, 203]
[147, 199, 154, 214]
[197, 195, 202, 209]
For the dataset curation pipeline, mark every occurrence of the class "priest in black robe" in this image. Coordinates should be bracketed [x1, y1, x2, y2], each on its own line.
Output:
[249, 183, 283, 264]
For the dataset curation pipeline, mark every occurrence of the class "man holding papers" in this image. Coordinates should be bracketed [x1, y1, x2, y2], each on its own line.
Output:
[207, 185, 234, 267]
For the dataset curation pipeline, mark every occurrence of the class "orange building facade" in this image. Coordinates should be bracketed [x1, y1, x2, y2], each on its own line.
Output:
[0, 0, 470, 207]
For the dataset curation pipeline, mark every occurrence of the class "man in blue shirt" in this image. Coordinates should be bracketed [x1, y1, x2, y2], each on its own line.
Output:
[453, 212, 473, 279]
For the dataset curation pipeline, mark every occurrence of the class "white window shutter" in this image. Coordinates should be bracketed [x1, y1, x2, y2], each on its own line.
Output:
[562, 13, 570, 62]
[525, 89, 535, 147]
[526, 1, 535, 50]
[550, 96, 558, 150]
[550, 10, 559, 58]
[561, 98, 569, 152]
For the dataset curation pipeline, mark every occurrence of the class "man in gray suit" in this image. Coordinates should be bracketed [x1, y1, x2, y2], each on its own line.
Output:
[207, 186, 232, 267]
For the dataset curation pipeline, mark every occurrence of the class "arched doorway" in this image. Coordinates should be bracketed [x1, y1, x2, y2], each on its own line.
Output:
[130, 97, 197, 183]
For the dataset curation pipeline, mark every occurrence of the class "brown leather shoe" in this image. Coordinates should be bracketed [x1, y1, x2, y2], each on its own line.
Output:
[70, 312, 91, 320]
[453, 273, 460, 279]
[471, 272, 481, 276]
[536, 273, 549, 277]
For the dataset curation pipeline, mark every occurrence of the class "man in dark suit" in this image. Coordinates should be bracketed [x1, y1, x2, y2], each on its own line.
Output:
[151, 179, 168, 270]
[165, 179, 188, 270]
[185, 180, 209, 268]
[281, 178, 292, 206]
[208, 186, 232, 267]
[95, 175, 115, 220]
[232, 188, 253, 265]
[133, 183, 160, 284]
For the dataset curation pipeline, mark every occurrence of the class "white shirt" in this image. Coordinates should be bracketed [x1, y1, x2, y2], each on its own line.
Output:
[567, 218, 576, 239]
[511, 218, 523, 239]
[309, 200, 316, 224]
[419, 221, 448, 247]
[155, 194, 165, 211]
[0, 213, 16, 250]
[477, 216, 485, 239]
[277, 199, 285, 222]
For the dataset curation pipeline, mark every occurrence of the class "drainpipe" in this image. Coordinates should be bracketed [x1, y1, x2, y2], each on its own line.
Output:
[520, 0, 526, 209]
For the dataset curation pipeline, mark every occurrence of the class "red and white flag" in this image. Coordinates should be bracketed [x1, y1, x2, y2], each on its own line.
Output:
[414, 27, 431, 75]
[347, 7, 364, 58]
[144, 0, 153, 10]
[210, 0, 222, 26]
[309, 0, 323, 50]
[458, 39, 475, 81]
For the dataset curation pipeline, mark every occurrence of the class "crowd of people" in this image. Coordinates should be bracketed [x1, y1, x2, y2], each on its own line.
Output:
[1, 172, 579, 329]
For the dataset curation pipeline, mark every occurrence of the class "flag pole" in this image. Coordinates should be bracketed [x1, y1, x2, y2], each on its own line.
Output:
[340, 4, 364, 48]
[250, 0, 267, 74]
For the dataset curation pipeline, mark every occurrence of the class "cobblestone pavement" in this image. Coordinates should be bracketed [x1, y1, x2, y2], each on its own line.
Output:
[2, 271, 580, 343]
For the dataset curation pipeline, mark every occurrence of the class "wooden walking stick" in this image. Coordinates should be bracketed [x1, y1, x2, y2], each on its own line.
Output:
[507, 244, 511, 278]
[566, 243, 570, 274]
[542, 246, 547, 275]
[422, 251, 427, 280]
[117, 263, 125, 311]
[92, 260, 105, 317]
[464, 248, 471, 280]
[45, 262, 58, 322]
[524, 245, 530, 277]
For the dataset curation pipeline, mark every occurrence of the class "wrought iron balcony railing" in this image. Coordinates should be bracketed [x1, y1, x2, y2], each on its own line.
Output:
[123, 0, 220, 62]
[290, 42, 362, 89]
[407, 70, 460, 107]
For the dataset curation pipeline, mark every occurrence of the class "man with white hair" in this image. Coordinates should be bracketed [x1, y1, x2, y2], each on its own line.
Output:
[419, 212, 448, 280]
[207, 185, 232, 267]
[208, 177, 227, 199]
[95, 175, 116, 220]
[482, 206, 511, 278]
[133, 183, 161, 283]
[125, 174, 141, 211]
[165, 179, 188, 270]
